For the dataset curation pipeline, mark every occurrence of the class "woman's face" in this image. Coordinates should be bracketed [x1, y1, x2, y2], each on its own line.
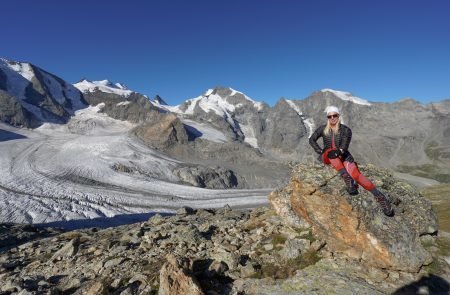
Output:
[327, 112, 339, 125]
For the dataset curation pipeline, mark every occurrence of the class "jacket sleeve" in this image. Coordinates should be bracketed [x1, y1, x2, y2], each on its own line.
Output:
[309, 125, 324, 154]
[340, 126, 352, 151]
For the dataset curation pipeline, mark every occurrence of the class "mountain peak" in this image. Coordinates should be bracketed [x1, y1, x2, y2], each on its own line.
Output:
[320, 88, 371, 106]
[398, 97, 420, 104]
[0, 58, 87, 126]
[74, 79, 133, 97]
[154, 95, 168, 105]
[195, 87, 264, 112]
[0, 59, 36, 83]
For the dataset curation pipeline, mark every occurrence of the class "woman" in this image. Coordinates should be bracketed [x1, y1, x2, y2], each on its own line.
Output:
[309, 106, 394, 217]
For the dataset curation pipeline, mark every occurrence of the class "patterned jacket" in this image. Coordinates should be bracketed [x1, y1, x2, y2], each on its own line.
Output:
[309, 124, 354, 161]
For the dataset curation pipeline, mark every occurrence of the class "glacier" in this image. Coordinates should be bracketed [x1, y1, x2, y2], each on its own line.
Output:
[0, 105, 269, 227]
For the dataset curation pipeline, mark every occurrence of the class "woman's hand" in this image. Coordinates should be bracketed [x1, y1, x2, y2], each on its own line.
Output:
[327, 149, 342, 159]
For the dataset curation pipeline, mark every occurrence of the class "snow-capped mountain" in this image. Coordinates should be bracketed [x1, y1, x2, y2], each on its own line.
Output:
[75, 78, 170, 124]
[320, 89, 372, 106]
[74, 79, 171, 111]
[172, 87, 265, 116]
[163, 87, 314, 154]
[0, 58, 87, 127]
[165, 87, 267, 143]
[157, 86, 449, 175]
[1, 57, 448, 182]
[74, 79, 134, 97]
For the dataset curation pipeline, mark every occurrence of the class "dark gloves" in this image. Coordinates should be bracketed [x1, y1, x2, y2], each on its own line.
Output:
[327, 149, 342, 159]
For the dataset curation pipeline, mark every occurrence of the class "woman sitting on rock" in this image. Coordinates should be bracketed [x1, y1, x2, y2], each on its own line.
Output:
[309, 106, 394, 217]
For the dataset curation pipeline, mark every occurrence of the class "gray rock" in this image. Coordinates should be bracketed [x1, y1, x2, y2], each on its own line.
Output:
[104, 257, 125, 268]
[207, 260, 229, 276]
[1, 279, 20, 292]
[279, 239, 311, 260]
[176, 206, 196, 215]
[57, 277, 82, 293]
[76, 281, 107, 295]
[174, 166, 240, 189]
[263, 244, 274, 251]
[174, 224, 204, 246]
[240, 263, 257, 278]
[310, 240, 326, 251]
[148, 214, 165, 225]
[211, 251, 240, 270]
[420, 234, 436, 245]
[368, 267, 389, 283]
[51, 237, 80, 261]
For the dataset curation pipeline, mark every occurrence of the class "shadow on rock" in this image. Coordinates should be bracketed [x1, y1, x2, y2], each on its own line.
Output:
[392, 274, 450, 295]
[184, 124, 203, 141]
[35, 212, 173, 230]
[193, 258, 234, 294]
[0, 129, 27, 141]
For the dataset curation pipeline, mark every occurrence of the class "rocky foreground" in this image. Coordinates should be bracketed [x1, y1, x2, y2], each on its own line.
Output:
[1, 164, 449, 294]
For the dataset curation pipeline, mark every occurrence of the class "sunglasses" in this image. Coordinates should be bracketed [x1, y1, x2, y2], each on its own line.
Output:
[327, 114, 339, 119]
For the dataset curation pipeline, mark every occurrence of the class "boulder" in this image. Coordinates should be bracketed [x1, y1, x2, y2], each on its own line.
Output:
[279, 238, 311, 260]
[174, 166, 239, 189]
[51, 237, 80, 262]
[159, 254, 204, 295]
[269, 164, 437, 272]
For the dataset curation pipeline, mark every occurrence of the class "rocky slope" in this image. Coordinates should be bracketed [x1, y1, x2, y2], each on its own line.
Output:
[0, 59, 87, 127]
[78, 83, 164, 124]
[1, 164, 448, 294]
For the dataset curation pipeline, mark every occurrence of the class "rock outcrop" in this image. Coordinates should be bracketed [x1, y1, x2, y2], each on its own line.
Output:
[132, 113, 189, 150]
[173, 165, 242, 189]
[270, 163, 438, 272]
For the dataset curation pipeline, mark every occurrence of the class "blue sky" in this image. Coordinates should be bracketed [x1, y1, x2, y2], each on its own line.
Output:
[2, 0, 449, 105]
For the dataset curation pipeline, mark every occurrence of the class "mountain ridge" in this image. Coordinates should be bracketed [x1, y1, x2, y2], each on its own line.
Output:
[0, 58, 87, 127]
[0, 58, 449, 184]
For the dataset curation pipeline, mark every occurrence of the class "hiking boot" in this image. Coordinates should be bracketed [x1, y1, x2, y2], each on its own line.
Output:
[374, 193, 394, 217]
[346, 184, 359, 195]
[342, 172, 358, 195]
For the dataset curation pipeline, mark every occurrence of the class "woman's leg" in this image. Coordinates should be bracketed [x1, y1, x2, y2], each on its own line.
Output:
[343, 161, 375, 191]
[344, 161, 394, 216]
[322, 149, 358, 194]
